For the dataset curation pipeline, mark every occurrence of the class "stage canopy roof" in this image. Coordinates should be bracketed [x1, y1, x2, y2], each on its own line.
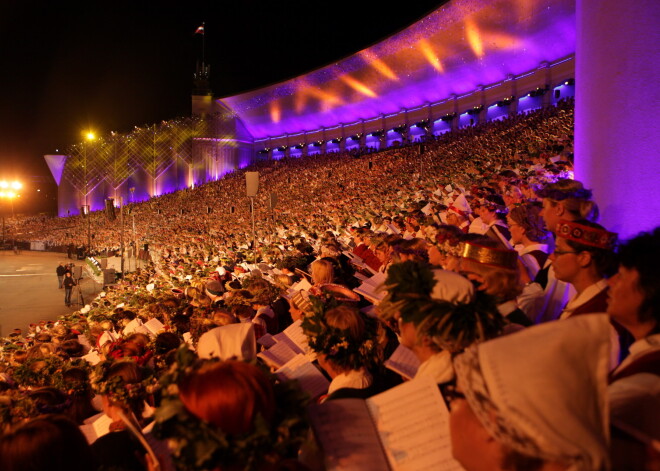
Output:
[219, 0, 575, 140]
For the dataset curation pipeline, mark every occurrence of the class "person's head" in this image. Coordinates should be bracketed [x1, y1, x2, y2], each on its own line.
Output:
[29, 387, 71, 417]
[392, 238, 429, 264]
[458, 240, 521, 303]
[383, 263, 503, 356]
[450, 315, 611, 471]
[93, 359, 146, 418]
[550, 220, 618, 285]
[374, 241, 390, 264]
[536, 180, 598, 232]
[311, 259, 334, 285]
[178, 360, 275, 436]
[607, 227, 660, 338]
[0, 414, 95, 471]
[304, 302, 381, 376]
[507, 203, 548, 245]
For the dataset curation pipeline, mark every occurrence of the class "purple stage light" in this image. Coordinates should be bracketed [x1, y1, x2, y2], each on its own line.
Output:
[220, 0, 576, 140]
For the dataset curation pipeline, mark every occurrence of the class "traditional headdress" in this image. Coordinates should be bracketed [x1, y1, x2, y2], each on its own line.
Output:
[460, 241, 518, 270]
[555, 220, 617, 250]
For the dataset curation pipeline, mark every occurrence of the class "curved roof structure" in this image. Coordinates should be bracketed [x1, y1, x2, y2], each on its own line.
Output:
[220, 0, 576, 139]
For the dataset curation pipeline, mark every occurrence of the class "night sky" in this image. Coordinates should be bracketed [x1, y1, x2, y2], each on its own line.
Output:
[0, 1, 441, 189]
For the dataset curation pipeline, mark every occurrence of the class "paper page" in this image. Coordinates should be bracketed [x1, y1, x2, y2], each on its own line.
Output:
[257, 333, 277, 348]
[258, 341, 299, 368]
[387, 224, 401, 235]
[366, 378, 464, 471]
[309, 399, 392, 471]
[142, 318, 165, 336]
[123, 317, 143, 336]
[273, 332, 305, 355]
[82, 350, 102, 365]
[291, 277, 313, 293]
[182, 332, 195, 350]
[365, 272, 386, 288]
[276, 354, 329, 399]
[360, 305, 378, 318]
[79, 412, 113, 444]
[384, 345, 421, 380]
[283, 320, 315, 358]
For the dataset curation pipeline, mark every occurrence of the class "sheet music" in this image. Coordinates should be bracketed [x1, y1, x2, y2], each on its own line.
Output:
[309, 399, 392, 471]
[366, 378, 464, 471]
[79, 412, 113, 444]
[276, 354, 329, 399]
[273, 332, 304, 355]
[384, 345, 421, 380]
[141, 317, 165, 336]
[283, 320, 315, 359]
[123, 317, 143, 336]
[354, 272, 387, 304]
[257, 333, 277, 348]
[258, 341, 299, 368]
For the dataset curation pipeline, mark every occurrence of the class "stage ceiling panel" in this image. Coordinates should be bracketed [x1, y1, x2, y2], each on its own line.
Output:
[220, 0, 575, 139]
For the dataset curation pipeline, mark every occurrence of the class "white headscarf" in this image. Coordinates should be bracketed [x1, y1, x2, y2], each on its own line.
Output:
[197, 323, 256, 361]
[454, 314, 611, 471]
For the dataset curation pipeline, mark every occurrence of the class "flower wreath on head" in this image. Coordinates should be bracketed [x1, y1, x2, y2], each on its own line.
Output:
[153, 346, 309, 471]
[51, 359, 93, 397]
[301, 295, 382, 372]
[90, 359, 158, 408]
[378, 261, 505, 353]
[12, 355, 65, 388]
[0, 391, 37, 430]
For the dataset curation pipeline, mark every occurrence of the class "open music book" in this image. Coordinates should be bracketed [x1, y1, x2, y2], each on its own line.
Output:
[257, 319, 317, 368]
[353, 272, 387, 304]
[275, 353, 330, 399]
[384, 344, 421, 380]
[308, 378, 465, 471]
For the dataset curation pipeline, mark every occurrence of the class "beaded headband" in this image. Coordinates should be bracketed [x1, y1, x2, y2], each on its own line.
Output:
[555, 220, 617, 250]
[460, 242, 518, 270]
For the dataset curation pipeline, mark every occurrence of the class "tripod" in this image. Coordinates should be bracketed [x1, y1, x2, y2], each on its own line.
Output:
[70, 277, 85, 307]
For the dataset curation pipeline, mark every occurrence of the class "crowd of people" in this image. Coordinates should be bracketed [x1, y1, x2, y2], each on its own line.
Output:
[1, 99, 658, 471]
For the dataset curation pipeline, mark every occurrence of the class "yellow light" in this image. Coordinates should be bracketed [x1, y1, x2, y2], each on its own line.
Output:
[340, 75, 377, 98]
[270, 102, 281, 123]
[85, 131, 96, 141]
[418, 39, 444, 72]
[465, 19, 484, 58]
[11, 181, 22, 190]
[359, 51, 399, 81]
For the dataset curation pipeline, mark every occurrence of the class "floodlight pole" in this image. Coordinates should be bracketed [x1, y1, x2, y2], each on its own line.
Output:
[132, 214, 137, 271]
[119, 197, 125, 275]
[250, 196, 256, 249]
